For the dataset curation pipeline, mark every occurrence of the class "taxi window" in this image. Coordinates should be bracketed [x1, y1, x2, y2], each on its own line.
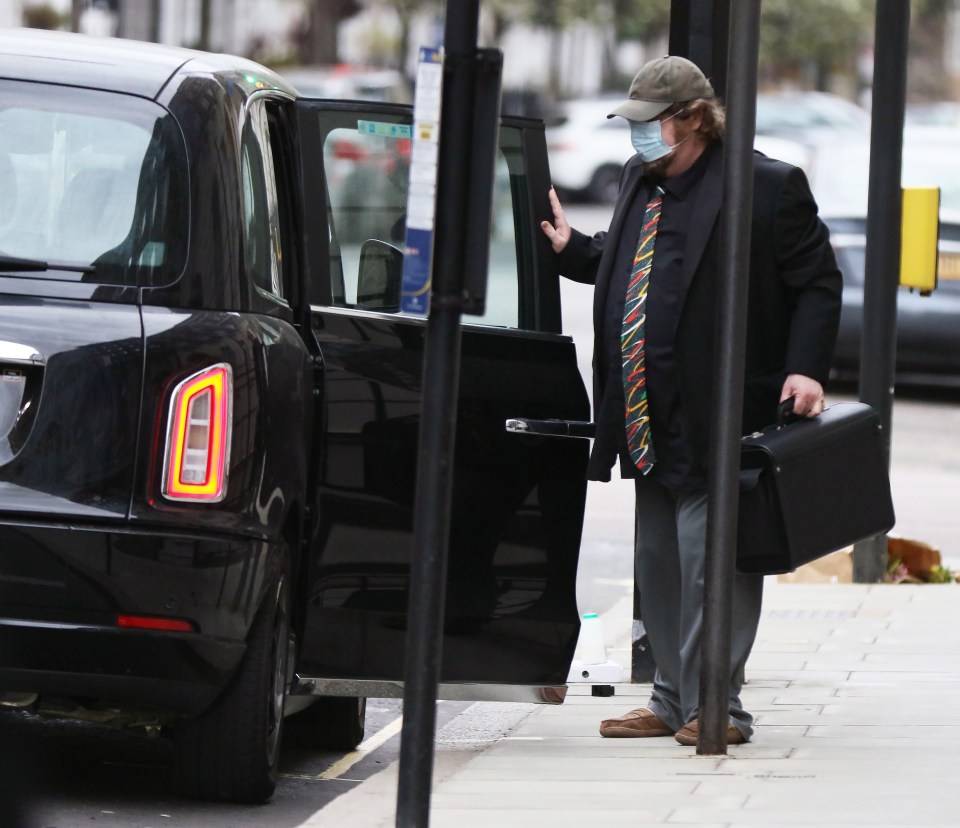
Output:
[0, 81, 188, 286]
[316, 110, 523, 328]
[241, 101, 284, 299]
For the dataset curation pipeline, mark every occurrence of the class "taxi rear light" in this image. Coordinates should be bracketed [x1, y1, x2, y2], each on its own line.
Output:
[117, 614, 194, 632]
[161, 363, 232, 502]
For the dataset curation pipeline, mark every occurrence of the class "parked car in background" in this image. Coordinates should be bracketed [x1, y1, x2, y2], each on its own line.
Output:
[790, 127, 960, 386]
[754, 90, 870, 136]
[278, 64, 411, 103]
[828, 218, 960, 386]
[905, 100, 960, 128]
[805, 126, 960, 218]
[544, 96, 630, 203]
[545, 91, 869, 203]
[0, 28, 591, 804]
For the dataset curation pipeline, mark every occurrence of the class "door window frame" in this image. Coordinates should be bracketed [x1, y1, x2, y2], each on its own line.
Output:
[294, 101, 562, 335]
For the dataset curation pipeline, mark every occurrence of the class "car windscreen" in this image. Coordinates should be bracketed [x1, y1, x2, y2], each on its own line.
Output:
[0, 81, 188, 286]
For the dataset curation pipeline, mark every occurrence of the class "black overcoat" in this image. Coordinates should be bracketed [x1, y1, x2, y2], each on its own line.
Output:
[558, 145, 843, 482]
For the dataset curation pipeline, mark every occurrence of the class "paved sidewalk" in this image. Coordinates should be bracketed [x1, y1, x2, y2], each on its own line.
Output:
[305, 580, 960, 827]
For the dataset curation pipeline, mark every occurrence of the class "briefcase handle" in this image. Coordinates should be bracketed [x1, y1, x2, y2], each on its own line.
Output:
[776, 396, 800, 428]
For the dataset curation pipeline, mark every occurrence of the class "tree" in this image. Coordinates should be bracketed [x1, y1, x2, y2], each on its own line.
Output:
[384, 0, 426, 77]
[496, 0, 612, 96]
[908, 0, 953, 101]
[297, 0, 362, 65]
[611, 0, 670, 45]
[759, 0, 873, 91]
[198, 0, 212, 50]
[22, 4, 62, 29]
[607, 0, 670, 88]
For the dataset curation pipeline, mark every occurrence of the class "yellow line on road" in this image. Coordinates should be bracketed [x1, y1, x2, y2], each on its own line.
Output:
[316, 714, 404, 781]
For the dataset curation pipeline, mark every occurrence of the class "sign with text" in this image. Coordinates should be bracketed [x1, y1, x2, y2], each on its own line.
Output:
[401, 46, 444, 316]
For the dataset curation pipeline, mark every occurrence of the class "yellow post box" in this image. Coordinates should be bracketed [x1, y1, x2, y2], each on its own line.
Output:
[900, 187, 940, 295]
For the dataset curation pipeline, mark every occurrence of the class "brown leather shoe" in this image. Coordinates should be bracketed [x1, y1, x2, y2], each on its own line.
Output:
[599, 707, 674, 738]
[674, 719, 747, 746]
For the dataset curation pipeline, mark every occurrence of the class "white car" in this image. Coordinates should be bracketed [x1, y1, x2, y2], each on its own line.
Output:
[545, 92, 869, 203]
[278, 64, 411, 103]
[545, 97, 633, 203]
[789, 125, 960, 218]
[776, 125, 960, 386]
[905, 101, 960, 128]
[754, 90, 870, 136]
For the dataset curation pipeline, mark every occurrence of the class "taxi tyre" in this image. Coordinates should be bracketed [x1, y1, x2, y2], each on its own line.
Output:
[286, 695, 367, 752]
[172, 548, 292, 803]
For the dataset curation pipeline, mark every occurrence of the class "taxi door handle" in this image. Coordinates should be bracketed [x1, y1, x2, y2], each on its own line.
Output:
[505, 418, 595, 439]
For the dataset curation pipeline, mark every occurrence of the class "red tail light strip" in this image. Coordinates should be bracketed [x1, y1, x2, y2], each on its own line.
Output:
[160, 363, 233, 502]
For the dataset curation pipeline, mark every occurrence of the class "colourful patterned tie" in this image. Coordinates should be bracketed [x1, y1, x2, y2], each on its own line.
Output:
[622, 187, 663, 474]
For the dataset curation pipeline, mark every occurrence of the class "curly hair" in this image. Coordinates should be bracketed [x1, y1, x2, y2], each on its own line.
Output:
[691, 97, 726, 140]
[666, 98, 726, 141]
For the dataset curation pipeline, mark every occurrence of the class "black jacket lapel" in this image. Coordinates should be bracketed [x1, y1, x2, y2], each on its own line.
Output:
[671, 146, 724, 334]
[592, 157, 646, 334]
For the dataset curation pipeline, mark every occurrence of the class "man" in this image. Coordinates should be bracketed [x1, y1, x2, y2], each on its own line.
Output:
[541, 56, 842, 745]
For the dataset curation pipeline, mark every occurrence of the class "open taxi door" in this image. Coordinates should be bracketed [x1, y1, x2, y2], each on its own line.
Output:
[293, 100, 591, 704]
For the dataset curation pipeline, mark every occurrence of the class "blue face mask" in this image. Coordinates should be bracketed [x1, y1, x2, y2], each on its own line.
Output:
[629, 109, 686, 162]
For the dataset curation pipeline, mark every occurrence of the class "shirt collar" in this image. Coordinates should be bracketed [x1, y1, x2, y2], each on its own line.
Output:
[647, 141, 717, 201]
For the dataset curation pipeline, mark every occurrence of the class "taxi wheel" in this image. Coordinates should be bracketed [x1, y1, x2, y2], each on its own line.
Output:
[286, 695, 367, 752]
[172, 552, 292, 803]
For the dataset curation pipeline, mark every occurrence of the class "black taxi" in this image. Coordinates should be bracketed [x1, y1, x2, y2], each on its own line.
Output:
[0, 29, 590, 802]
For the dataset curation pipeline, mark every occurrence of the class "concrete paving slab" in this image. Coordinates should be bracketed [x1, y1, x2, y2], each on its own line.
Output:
[435, 779, 699, 795]
[455, 761, 730, 781]
[845, 670, 960, 683]
[298, 582, 960, 827]
[667, 808, 959, 825]
[427, 810, 706, 828]
[428, 791, 749, 811]
[742, 669, 855, 683]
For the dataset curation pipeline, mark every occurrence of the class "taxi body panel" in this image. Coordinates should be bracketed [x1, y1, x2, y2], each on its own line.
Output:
[0, 28, 589, 802]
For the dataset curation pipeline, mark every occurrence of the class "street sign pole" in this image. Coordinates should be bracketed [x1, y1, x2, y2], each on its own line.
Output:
[699, 0, 761, 756]
[395, 0, 501, 824]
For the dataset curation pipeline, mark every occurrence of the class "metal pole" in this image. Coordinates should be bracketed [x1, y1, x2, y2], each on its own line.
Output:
[150, 0, 162, 43]
[699, 0, 761, 756]
[643, 0, 732, 693]
[395, 2, 481, 826]
[669, 0, 731, 97]
[852, 0, 911, 584]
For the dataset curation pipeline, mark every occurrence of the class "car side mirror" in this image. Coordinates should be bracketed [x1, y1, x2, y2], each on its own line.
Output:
[357, 239, 403, 311]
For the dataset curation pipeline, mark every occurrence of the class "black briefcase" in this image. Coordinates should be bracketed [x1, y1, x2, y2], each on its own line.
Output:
[737, 401, 896, 575]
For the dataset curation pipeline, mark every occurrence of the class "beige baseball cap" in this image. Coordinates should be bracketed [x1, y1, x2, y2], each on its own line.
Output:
[608, 55, 715, 122]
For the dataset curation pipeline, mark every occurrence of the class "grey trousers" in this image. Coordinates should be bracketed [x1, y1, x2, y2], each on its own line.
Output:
[634, 476, 764, 739]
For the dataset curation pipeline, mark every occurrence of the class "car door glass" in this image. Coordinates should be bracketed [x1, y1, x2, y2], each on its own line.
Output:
[241, 101, 283, 300]
[319, 112, 521, 328]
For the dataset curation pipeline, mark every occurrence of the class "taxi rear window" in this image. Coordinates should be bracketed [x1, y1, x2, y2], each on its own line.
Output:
[0, 81, 188, 287]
